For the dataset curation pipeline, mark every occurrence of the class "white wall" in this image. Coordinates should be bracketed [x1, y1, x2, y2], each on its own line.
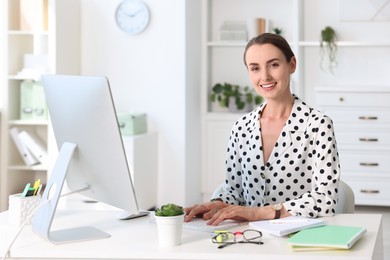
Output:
[79, 0, 202, 207]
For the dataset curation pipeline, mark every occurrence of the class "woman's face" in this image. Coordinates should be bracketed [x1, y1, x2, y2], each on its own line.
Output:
[245, 43, 296, 101]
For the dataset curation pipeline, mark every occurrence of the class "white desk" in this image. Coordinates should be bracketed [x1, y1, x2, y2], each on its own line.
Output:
[0, 196, 384, 260]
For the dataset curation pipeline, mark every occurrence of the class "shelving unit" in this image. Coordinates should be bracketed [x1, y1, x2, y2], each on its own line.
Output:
[0, 0, 80, 211]
[200, 0, 390, 204]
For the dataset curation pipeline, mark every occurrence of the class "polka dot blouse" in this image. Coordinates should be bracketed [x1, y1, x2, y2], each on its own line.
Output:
[215, 96, 340, 218]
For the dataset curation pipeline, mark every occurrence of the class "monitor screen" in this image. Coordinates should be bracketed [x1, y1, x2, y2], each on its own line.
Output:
[31, 75, 148, 244]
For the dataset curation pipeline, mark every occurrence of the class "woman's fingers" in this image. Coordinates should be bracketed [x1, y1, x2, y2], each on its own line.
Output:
[184, 201, 228, 222]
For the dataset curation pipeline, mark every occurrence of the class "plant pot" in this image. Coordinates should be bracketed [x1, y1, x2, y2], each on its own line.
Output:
[154, 214, 184, 247]
[211, 102, 229, 113]
[228, 97, 253, 113]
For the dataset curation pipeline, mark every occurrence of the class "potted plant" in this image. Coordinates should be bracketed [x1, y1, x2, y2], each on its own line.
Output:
[155, 203, 184, 217]
[320, 26, 337, 73]
[272, 27, 283, 35]
[210, 82, 263, 113]
[154, 203, 185, 247]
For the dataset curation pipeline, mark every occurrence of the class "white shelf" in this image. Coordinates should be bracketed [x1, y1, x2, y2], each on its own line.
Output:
[207, 41, 297, 48]
[207, 41, 247, 47]
[300, 41, 390, 47]
[8, 165, 48, 171]
[204, 112, 246, 120]
[9, 120, 49, 126]
[8, 30, 48, 36]
[8, 75, 41, 80]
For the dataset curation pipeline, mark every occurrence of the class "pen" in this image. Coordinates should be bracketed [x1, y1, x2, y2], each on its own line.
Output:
[36, 184, 43, 195]
[26, 187, 36, 197]
[21, 183, 31, 197]
[33, 179, 41, 195]
[269, 219, 309, 224]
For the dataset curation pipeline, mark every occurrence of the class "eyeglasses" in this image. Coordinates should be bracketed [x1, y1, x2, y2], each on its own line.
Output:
[212, 229, 263, 249]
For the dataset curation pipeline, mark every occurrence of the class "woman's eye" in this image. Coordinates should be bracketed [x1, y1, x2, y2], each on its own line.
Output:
[250, 66, 259, 72]
[269, 63, 279, 69]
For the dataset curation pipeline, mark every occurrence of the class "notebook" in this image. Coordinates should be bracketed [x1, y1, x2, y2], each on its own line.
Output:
[249, 216, 326, 237]
[287, 225, 367, 251]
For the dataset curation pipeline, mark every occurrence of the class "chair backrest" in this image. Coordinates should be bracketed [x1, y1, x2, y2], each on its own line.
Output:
[335, 180, 355, 214]
[212, 180, 355, 214]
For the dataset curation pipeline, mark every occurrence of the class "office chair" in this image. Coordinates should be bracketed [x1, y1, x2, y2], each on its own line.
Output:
[335, 180, 355, 214]
[211, 179, 355, 214]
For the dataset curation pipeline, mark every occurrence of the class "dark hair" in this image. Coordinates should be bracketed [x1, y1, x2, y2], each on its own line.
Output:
[243, 33, 295, 66]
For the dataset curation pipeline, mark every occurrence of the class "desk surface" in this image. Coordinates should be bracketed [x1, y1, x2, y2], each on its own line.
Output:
[0, 196, 384, 260]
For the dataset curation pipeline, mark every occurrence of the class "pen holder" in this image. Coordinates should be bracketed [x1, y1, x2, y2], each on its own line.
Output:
[8, 193, 41, 226]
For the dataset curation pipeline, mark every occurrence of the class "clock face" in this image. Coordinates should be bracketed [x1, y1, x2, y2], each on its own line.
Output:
[115, 0, 150, 35]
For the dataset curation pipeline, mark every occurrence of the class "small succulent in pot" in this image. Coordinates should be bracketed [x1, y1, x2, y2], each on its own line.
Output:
[155, 203, 184, 217]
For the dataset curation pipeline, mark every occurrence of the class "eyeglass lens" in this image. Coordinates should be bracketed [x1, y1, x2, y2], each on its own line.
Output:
[213, 229, 262, 243]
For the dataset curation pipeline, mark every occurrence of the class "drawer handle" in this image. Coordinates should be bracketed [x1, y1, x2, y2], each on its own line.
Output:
[358, 116, 378, 120]
[359, 162, 379, 167]
[359, 138, 378, 142]
[339, 97, 344, 102]
[360, 189, 380, 194]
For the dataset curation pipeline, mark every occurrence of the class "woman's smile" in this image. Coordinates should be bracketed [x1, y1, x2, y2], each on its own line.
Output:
[261, 82, 277, 90]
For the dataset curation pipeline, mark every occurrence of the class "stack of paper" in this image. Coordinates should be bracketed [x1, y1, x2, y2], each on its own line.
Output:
[249, 216, 326, 237]
[287, 225, 367, 251]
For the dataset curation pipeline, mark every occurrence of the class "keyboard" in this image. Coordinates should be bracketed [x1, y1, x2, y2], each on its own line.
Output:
[183, 218, 244, 233]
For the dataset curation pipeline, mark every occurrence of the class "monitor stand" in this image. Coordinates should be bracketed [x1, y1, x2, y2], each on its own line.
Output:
[31, 142, 111, 244]
[116, 211, 150, 220]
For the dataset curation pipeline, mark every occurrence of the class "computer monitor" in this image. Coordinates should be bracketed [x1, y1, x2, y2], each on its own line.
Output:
[31, 74, 148, 244]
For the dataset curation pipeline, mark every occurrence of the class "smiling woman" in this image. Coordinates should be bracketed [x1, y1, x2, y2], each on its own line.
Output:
[185, 33, 341, 226]
[115, 0, 150, 35]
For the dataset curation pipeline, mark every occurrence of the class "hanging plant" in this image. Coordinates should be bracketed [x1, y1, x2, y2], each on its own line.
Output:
[320, 26, 337, 73]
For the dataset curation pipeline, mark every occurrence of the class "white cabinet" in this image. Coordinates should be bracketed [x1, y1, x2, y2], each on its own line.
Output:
[0, 0, 80, 211]
[316, 87, 390, 206]
[122, 133, 158, 211]
[201, 115, 236, 201]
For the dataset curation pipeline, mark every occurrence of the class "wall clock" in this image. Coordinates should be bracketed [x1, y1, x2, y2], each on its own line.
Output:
[115, 0, 150, 35]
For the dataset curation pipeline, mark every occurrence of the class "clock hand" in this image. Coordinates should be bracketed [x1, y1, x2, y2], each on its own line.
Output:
[125, 9, 143, 18]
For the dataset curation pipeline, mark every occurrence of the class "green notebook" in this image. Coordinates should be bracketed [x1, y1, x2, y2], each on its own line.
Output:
[287, 225, 367, 251]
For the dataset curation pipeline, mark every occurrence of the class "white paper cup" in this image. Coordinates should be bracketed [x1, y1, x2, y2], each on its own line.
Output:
[155, 214, 184, 247]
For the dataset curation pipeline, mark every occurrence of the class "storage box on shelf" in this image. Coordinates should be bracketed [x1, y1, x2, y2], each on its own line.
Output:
[316, 86, 390, 206]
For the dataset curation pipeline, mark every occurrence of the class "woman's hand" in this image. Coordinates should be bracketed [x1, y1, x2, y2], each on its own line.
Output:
[184, 201, 228, 222]
[206, 205, 262, 226]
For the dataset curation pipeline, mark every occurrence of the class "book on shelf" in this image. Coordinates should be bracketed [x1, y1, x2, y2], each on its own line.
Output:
[9, 127, 40, 166]
[287, 225, 367, 251]
[17, 130, 48, 165]
[248, 215, 326, 237]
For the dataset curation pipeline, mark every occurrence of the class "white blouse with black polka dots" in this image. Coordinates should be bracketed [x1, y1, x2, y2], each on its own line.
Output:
[215, 96, 340, 218]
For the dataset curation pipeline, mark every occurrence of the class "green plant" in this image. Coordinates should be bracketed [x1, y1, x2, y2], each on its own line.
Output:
[155, 203, 184, 217]
[210, 82, 263, 111]
[273, 27, 283, 35]
[320, 26, 337, 73]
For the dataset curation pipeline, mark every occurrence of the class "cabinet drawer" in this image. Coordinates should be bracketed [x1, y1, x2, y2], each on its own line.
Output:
[336, 131, 390, 147]
[321, 109, 390, 125]
[339, 152, 390, 173]
[342, 178, 390, 206]
[316, 90, 390, 108]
